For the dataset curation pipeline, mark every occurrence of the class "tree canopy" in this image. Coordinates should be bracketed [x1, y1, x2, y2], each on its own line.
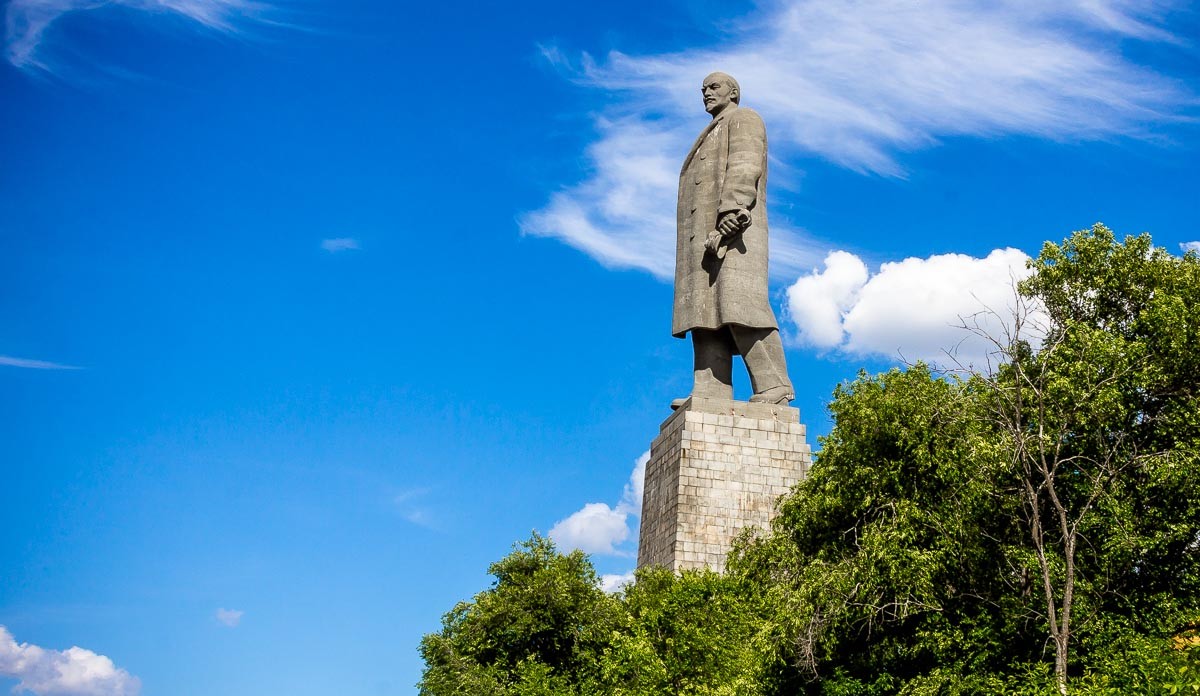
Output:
[419, 225, 1200, 695]
[419, 535, 766, 695]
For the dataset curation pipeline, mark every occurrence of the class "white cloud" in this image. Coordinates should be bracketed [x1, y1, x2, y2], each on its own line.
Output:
[401, 509, 431, 526]
[393, 487, 434, 529]
[548, 502, 630, 556]
[214, 608, 243, 628]
[787, 248, 1044, 367]
[600, 571, 635, 594]
[519, 116, 821, 281]
[0, 355, 80, 370]
[785, 251, 869, 349]
[548, 451, 648, 556]
[618, 451, 648, 516]
[1181, 241, 1200, 254]
[525, 0, 1191, 279]
[320, 238, 360, 253]
[0, 626, 141, 696]
[4, 0, 275, 73]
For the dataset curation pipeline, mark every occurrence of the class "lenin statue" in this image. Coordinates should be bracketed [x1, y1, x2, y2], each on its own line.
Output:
[672, 72, 794, 408]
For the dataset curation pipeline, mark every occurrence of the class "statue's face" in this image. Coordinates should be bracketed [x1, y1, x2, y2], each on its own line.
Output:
[702, 74, 737, 116]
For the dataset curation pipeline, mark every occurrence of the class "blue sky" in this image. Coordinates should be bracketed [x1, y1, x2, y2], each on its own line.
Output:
[1, 0, 1198, 693]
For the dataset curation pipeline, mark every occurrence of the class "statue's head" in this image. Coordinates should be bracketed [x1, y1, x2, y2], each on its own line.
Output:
[701, 72, 740, 116]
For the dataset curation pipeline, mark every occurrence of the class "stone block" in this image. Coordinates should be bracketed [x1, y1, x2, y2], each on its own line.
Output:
[637, 396, 811, 573]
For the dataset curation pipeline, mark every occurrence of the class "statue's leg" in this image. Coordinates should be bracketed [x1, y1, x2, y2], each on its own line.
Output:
[691, 327, 735, 400]
[731, 327, 794, 403]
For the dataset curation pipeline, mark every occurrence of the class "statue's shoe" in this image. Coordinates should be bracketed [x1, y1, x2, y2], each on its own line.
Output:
[670, 398, 688, 410]
[749, 386, 794, 405]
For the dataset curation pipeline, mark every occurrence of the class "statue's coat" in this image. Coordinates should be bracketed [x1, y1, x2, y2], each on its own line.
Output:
[673, 105, 779, 338]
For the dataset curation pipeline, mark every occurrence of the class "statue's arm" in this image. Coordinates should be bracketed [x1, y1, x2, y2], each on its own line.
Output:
[718, 110, 765, 218]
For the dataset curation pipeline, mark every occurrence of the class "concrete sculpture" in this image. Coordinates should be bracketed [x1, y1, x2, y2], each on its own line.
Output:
[673, 72, 793, 408]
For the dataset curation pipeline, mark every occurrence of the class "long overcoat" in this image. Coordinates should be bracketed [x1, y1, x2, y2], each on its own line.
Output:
[672, 105, 779, 338]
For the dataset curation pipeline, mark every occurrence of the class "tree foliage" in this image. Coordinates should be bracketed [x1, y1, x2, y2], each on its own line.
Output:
[419, 535, 768, 695]
[978, 225, 1200, 691]
[728, 365, 1025, 694]
[419, 225, 1200, 695]
[419, 533, 622, 694]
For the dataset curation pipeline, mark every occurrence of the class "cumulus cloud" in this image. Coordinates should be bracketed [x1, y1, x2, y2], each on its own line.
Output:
[0, 355, 80, 370]
[548, 503, 631, 556]
[320, 238, 360, 253]
[0, 626, 141, 696]
[524, 0, 1191, 279]
[787, 248, 1044, 367]
[1181, 241, 1200, 254]
[4, 0, 277, 73]
[549, 451, 648, 556]
[214, 608, 243, 628]
[785, 251, 869, 349]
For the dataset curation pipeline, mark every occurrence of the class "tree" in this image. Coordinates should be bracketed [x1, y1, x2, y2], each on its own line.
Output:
[974, 225, 1200, 693]
[729, 365, 1025, 694]
[600, 567, 770, 695]
[418, 534, 774, 695]
[731, 224, 1200, 693]
[418, 533, 622, 695]
[420, 225, 1200, 695]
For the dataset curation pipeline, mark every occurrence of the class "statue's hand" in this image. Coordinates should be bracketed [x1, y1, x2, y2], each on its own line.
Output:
[707, 210, 751, 254]
[704, 229, 724, 253]
[717, 209, 751, 237]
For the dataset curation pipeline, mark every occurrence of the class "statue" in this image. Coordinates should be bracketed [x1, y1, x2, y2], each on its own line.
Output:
[672, 72, 794, 408]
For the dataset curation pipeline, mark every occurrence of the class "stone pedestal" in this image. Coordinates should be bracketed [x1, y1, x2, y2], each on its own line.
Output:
[637, 396, 811, 573]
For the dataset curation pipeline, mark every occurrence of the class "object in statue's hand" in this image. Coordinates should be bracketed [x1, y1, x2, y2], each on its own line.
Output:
[706, 209, 752, 256]
[705, 229, 724, 254]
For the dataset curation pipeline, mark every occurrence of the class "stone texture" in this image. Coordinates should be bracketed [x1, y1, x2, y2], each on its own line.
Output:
[673, 72, 776, 338]
[637, 396, 811, 573]
[673, 72, 793, 405]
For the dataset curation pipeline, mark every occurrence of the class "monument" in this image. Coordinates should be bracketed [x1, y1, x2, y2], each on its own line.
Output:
[638, 72, 811, 573]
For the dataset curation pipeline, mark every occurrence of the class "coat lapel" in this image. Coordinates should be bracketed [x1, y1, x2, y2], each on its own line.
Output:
[679, 107, 735, 175]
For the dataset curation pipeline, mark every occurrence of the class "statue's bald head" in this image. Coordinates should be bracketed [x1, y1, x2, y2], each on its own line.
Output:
[701, 72, 740, 116]
[704, 72, 740, 102]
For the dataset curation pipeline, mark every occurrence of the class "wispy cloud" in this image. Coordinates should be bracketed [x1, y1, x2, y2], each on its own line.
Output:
[214, 608, 243, 628]
[0, 354, 81, 370]
[549, 451, 647, 556]
[320, 238, 361, 253]
[393, 487, 434, 529]
[0, 625, 141, 696]
[4, 0, 278, 73]
[523, 0, 1192, 280]
[1181, 241, 1200, 254]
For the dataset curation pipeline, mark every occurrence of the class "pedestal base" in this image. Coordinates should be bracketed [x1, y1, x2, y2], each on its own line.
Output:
[637, 396, 811, 572]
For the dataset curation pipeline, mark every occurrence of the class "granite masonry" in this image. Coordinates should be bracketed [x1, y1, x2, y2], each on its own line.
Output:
[637, 396, 811, 573]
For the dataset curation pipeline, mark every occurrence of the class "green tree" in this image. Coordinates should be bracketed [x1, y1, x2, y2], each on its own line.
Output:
[599, 566, 769, 695]
[979, 225, 1200, 692]
[732, 224, 1200, 693]
[418, 533, 622, 695]
[729, 365, 1023, 694]
[418, 538, 776, 695]
[419, 225, 1200, 696]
